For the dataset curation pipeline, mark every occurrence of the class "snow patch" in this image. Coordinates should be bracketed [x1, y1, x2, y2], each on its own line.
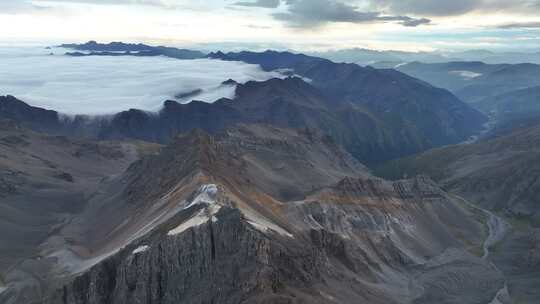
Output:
[168, 209, 212, 236]
[132, 245, 150, 255]
[247, 220, 293, 238]
[242, 208, 293, 238]
[168, 185, 221, 236]
[184, 184, 218, 209]
[0, 286, 6, 295]
[449, 70, 482, 79]
[394, 62, 409, 68]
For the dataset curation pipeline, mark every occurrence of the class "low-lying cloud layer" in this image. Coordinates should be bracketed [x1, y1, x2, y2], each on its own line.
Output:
[0, 47, 283, 115]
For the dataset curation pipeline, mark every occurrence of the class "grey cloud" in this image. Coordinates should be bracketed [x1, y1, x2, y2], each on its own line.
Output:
[398, 17, 431, 27]
[375, 0, 478, 16]
[273, 0, 430, 28]
[373, 0, 540, 17]
[233, 0, 280, 8]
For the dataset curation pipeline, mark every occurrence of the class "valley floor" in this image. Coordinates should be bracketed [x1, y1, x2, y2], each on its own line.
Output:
[455, 195, 540, 304]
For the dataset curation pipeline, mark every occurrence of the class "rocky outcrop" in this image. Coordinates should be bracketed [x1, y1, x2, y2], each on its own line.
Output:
[45, 207, 331, 304]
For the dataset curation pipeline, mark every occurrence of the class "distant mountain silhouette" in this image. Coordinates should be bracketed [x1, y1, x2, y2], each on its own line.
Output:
[61, 41, 206, 59]
[396, 61, 540, 104]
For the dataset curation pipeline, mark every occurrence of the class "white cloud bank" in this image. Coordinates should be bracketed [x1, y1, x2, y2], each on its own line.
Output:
[0, 46, 283, 115]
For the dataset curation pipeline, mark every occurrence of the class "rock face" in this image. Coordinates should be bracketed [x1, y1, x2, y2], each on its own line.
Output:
[46, 207, 328, 304]
[31, 125, 503, 304]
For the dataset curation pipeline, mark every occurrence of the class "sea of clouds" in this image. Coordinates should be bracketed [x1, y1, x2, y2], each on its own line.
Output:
[0, 46, 283, 115]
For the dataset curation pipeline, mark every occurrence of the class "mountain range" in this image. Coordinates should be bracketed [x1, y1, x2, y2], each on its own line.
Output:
[2, 41, 535, 303]
[313, 48, 540, 65]
[59, 42, 540, 65]
[0, 61, 485, 165]
[60, 41, 206, 59]
[375, 61, 540, 133]
[393, 61, 540, 103]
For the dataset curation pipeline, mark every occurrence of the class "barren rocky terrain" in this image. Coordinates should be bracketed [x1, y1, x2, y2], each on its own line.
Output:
[0, 124, 503, 304]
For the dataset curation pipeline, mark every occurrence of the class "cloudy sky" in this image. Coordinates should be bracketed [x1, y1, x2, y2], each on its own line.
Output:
[1, 0, 540, 51]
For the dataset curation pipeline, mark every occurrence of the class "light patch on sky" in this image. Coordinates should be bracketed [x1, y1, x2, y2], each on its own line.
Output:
[0, 46, 284, 115]
[0, 1, 539, 52]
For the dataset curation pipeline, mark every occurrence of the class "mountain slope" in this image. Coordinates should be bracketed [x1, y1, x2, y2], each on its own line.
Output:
[0, 95, 64, 134]
[17, 124, 504, 304]
[0, 120, 158, 303]
[209, 51, 487, 149]
[375, 118, 540, 303]
[376, 121, 540, 221]
[1, 70, 486, 165]
[474, 86, 540, 122]
[396, 61, 540, 105]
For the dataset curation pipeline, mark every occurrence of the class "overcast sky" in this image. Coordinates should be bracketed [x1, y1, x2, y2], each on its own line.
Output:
[1, 0, 540, 51]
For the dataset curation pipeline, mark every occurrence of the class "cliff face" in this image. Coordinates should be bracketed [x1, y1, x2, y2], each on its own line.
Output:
[46, 207, 329, 304]
[38, 125, 502, 304]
